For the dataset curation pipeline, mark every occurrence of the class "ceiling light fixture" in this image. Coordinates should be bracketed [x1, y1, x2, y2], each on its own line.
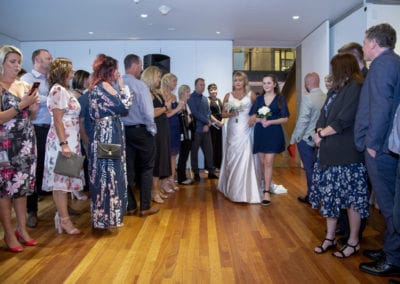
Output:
[88, 31, 94, 35]
[168, 27, 176, 31]
[158, 5, 171, 15]
[133, 0, 141, 3]
[292, 15, 300, 20]
[140, 14, 148, 18]
[216, 31, 221, 34]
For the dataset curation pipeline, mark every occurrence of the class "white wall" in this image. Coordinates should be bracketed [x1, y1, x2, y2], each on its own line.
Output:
[299, 21, 330, 95]
[366, 4, 400, 54]
[20, 40, 233, 98]
[330, 7, 367, 58]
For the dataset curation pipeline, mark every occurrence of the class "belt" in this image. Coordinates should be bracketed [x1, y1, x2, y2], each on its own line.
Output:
[34, 124, 50, 128]
[125, 124, 146, 128]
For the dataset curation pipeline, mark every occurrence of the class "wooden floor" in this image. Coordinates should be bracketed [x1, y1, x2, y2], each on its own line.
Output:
[0, 167, 393, 283]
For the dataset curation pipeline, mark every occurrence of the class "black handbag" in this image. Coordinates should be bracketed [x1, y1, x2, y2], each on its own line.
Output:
[54, 152, 85, 178]
[97, 143, 121, 159]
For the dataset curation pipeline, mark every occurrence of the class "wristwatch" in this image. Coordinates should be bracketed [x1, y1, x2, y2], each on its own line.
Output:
[59, 141, 68, 146]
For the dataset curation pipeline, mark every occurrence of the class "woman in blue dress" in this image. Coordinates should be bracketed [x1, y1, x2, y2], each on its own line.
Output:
[88, 54, 132, 229]
[249, 74, 289, 206]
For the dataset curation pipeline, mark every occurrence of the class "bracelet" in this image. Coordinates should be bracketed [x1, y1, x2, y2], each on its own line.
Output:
[59, 141, 68, 146]
[13, 104, 22, 114]
[317, 130, 324, 139]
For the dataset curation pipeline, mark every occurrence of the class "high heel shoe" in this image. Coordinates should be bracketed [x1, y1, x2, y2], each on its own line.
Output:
[54, 212, 81, 235]
[3, 237, 23, 253]
[71, 191, 88, 201]
[15, 229, 37, 246]
[160, 182, 174, 193]
[168, 178, 179, 191]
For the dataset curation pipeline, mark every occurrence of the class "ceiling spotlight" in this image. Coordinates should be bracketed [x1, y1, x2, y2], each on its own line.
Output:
[292, 15, 300, 20]
[133, 0, 141, 3]
[158, 5, 171, 15]
[140, 14, 148, 18]
[216, 31, 221, 34]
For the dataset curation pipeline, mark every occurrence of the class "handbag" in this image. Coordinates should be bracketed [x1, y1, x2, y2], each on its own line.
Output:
[54, 152, 85, 178]
[97, 143, 121, 159]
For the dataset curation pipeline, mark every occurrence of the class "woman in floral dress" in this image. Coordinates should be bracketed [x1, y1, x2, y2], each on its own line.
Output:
[0, 45, 39, 252]
[43, 57, 84, 235]
[88, 54, 132, 229]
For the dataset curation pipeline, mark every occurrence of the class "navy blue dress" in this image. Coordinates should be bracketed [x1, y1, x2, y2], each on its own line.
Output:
[249, 95, 289, 154]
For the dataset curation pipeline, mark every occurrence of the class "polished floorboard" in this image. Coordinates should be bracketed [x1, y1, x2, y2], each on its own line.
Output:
[0, 167, 392, 283]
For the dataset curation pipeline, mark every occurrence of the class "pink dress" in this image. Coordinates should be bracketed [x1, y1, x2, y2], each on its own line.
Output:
[43, 84, 84, 192]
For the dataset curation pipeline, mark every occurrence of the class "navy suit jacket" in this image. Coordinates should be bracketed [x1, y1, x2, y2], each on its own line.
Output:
[354, 49, 400, 153]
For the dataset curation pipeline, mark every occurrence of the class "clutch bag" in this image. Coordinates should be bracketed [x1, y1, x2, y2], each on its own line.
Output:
[97, 143, 121, 160]
[54, 152, 85, 178]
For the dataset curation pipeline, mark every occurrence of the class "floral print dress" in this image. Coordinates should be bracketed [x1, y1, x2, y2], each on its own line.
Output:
[89, 83, 131, 229]
[42, 84, 84, 192]
[0, 89, 36, 198]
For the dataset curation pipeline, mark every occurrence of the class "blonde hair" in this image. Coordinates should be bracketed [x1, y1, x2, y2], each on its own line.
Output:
[160, 73, 177, 100]
[0, 45, 23, 76]
[141, 66, 161, 94]
[48, 58, 73, 88]
[178, 84, 191, 101]
[233, 71, 250, 93]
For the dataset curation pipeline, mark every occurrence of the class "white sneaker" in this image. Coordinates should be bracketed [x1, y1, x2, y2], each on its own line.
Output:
[270, 184, 288, 194]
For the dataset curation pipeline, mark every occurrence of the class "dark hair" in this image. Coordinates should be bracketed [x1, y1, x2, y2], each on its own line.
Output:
[365, 23, 397, 49]
[330, 53, 364, 91]
[338, 42, 364, 63]
[48, 57, 73, 88]
[207, 83, 217, 91]
[124, 54, 140, 71]
[31, 49, 49, 64]
[72, 70, 90, 90]
[89, 54, 118, 90]
[262, 74, 283, 109]
[194, 78, 204, 86]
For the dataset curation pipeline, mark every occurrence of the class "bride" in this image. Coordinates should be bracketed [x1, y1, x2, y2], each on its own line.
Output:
[218, 71, 261, 203]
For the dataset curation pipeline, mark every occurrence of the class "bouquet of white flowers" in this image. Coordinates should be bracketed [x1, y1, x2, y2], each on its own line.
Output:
[225, 98, 242, 122]
[256, 106, 271, 119]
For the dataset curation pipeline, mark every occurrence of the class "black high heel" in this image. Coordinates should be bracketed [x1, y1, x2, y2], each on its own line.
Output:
[332, 242, 360, 258]
[314, 238, 337, 254]
[261, 190, 271, 206]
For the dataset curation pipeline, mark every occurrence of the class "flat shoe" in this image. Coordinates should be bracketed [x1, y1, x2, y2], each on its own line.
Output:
[332, 242, 359, 258]
[314, 238, 337, 254]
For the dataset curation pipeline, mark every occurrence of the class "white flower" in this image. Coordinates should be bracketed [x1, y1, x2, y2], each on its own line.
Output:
[256, 106, 271, 118]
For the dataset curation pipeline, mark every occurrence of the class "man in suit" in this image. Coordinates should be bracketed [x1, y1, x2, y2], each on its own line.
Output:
[355, 23, 400, 277]
[188, 78, 218, 181]
[289, 72, 326, 204]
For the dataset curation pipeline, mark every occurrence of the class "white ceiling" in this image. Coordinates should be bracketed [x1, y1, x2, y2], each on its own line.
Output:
[0, 0, 364, 47]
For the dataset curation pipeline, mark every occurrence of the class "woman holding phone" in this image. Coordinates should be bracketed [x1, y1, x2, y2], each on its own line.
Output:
[0, 45, 39, 252]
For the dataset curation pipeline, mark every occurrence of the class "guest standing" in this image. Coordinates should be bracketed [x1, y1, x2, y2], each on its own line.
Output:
[20, 48, 52, 228]
[43, 57, 83, 234]
[88, 54, 132, 229]
[122, 54, 159, 217]
[0, 45, 39, 251]
[141, 66, 170, 203]
[310, 53, 368, 258]
[249, 74, 289, 206]
[207, 83, 224, 170]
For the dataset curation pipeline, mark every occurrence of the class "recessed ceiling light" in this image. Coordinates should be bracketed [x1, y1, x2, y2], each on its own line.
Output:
[292, 15, 300, 20]
[168, 27, 176, 31]
[88, 31, 94, 35]
[216, 31, 221, 34]
[159, 5, 171, 15]
[140, 14, 148, 18]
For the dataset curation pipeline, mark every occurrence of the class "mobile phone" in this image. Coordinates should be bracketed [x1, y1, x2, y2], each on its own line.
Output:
[28, 82, 40, 96]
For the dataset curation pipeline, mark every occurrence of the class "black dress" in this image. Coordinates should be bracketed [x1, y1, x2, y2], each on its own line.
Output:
[209, 98, 223, 169]
[153, 93, 171, 178]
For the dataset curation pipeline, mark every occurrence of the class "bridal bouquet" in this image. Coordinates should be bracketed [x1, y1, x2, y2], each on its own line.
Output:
[256, 106, 271, 119]
[225, 98, 242, 123]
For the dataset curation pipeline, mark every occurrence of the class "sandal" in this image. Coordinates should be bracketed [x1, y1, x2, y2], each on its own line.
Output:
[332, 242, 360, 258]
[314, 238, 337, 254]
[261, 190, 271, 206]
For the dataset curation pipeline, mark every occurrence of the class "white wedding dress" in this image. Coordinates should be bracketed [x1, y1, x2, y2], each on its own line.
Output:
[218, 93, 261, 203]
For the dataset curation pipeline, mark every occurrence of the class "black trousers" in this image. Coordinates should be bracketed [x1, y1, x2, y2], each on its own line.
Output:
[177, 139, 192, 183]
[190, 131, 214, 174]
[125, 126, 155, 211]
[27, 124, 49, 213]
